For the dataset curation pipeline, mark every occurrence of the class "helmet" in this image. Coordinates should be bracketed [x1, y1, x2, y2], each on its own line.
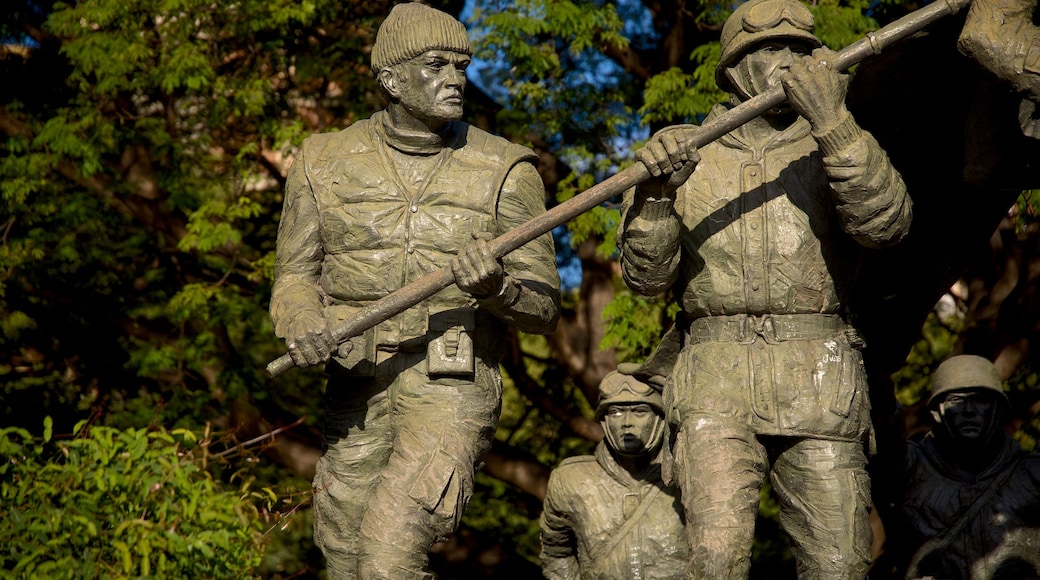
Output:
[716, 0, 821, 92]
[927, 354, 1008, 408]
[595, 369, 664, 420]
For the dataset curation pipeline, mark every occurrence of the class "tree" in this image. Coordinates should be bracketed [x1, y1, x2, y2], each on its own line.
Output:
[2, 0, 1038, 576]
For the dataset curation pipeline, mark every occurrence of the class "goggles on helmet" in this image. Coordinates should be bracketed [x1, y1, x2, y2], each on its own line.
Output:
[742, 0, 814, 34]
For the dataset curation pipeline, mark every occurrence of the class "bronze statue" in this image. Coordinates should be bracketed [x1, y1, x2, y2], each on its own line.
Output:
[269, 3, 561, 577]
[618, 0, 913, 576]
[957, 0, 1040, 139]
[540, 367, 690, 579]
[899, 355, 1040, 580]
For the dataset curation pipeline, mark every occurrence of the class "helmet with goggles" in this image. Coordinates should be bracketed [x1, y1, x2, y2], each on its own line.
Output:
[595, 368, 664, 420]
[716, 0, 821, 92]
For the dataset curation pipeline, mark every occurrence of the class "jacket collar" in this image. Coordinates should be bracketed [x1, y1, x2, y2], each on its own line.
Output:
[594, 440, 663, 488]
[710, 102, 812, 152]
[374, 110, 461, 155]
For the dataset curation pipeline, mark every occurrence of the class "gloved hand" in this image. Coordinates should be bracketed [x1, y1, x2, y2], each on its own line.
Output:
[284, 311, 341, 367]
[635, 125, 701, 198]
[451, 232, 505, 298]
[782, 47, 851, 134]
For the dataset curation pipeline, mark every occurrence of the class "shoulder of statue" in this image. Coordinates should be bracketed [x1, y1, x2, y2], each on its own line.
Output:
[301, 118, 376, 162]
[556, 454, 598, 469]
[547, 455, 602, 496]
[551, 455, 600, 480]
[903, 438, 934, 471]
[454, 122, 538, 166]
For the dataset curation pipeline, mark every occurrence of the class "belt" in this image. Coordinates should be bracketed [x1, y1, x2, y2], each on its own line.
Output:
[686, 313, 850, 345]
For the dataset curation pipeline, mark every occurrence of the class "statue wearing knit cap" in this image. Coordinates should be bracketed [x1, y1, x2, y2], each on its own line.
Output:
[269, 3, 560, 577]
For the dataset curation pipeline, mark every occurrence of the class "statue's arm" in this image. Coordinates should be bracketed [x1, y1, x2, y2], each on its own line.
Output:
[618, 183, 682, 296]
[270, 146, 326, 340]
[815, 115, 913, 249]
[783, 50, 913, 249]
[958, 0, 1040, 101]
[539, 475, 581, 580]
[483, 161, 562, 334]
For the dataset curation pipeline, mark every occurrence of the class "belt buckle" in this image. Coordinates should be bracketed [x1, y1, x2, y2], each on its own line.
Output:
[737, 315, 756, 345]
[748, 314, 775, 344]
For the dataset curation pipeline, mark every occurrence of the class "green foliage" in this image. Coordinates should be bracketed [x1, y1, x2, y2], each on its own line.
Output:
[0, 420, 268, 578]
[891, 312, 963, 407]
[640, 44, 727, 125]
[463, 472, 545, 565]
[811, 0, 880, 51]
[1012, 189, 1040, 234]
[555, 147, 625, 257]
[471, 0, 638, 148]
[601, 287, 677, 361]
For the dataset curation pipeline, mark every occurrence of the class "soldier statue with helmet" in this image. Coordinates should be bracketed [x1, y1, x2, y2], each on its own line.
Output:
[539, 365, 690, 579]
[897, 354, 1040, 579]
[617, 0, 912, 576]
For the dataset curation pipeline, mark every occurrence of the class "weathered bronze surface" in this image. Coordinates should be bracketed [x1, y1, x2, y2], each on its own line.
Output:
[263, 0, 974, 380]
[897, 355, 1040, 579]
[618, 0, 913, 576]
[540, 368, 690, 579]
[269, 4, 560, 576]
[958, 0, 1040, 138]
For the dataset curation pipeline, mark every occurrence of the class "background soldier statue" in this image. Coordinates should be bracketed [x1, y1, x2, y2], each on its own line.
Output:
[899, 355, 1040, 579]
[618, 0, 912, 576]
[539, 366, 690, 579]
[269, 3, 561, 577]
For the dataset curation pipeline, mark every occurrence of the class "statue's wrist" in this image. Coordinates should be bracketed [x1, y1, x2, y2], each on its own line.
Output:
[813, 112, 862, 156]
[475, 274, 521, 307]
[633, 194, 676, 221]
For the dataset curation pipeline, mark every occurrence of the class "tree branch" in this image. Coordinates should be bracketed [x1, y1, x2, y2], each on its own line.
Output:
[481, 442, 551, 500]
[502, 329, 604, 442]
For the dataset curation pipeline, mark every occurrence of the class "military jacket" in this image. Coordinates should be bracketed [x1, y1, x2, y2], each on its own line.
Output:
[619, 105, 912, 439]
[271, 112, 560, 360]
[540, 443, 690, 579]
[902, 434, 1040, 579]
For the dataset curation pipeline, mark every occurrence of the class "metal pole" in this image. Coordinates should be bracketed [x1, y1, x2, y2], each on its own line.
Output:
[266, 0, 973, 377]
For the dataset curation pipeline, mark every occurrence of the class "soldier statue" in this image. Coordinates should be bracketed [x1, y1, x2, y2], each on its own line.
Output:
[618, 0, 913, 576]
[899, 355, 1040, 579]
[269, 3, 561, 577]
[539, 367, 690, 579]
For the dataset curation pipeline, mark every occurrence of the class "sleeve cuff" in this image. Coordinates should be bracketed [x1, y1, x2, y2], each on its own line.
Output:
[476, 274, 522, 308]
[633, 197, 675, 221]
[813, 114, 864, 157]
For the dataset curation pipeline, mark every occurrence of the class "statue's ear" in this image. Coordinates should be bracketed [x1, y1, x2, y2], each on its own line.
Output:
[378, 68, 400, 100]
[930, 407, 942, 425]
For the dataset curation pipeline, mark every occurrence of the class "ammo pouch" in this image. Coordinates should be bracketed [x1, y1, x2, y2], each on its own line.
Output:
[427, 308, 476, 377]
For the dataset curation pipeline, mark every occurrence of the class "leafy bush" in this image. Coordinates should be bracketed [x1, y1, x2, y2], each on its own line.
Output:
[1, 419, 268, 578]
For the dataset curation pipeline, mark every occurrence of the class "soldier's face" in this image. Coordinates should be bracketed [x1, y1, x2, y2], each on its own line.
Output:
[938, 392, 1000, 442]
[728, 40, 809, 99]
[604, 404, 657, 455]
[393, 50, 470, 129]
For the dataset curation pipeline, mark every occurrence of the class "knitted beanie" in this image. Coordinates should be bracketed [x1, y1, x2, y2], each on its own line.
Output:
[371, 3, 471, 72]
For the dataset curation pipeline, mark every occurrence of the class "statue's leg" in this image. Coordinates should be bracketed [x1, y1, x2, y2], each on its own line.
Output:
[674, 417, 768, 579]
[770, 437, 871, 580]
[313, 375, 393, 579]
[357, 356, 501, 579]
